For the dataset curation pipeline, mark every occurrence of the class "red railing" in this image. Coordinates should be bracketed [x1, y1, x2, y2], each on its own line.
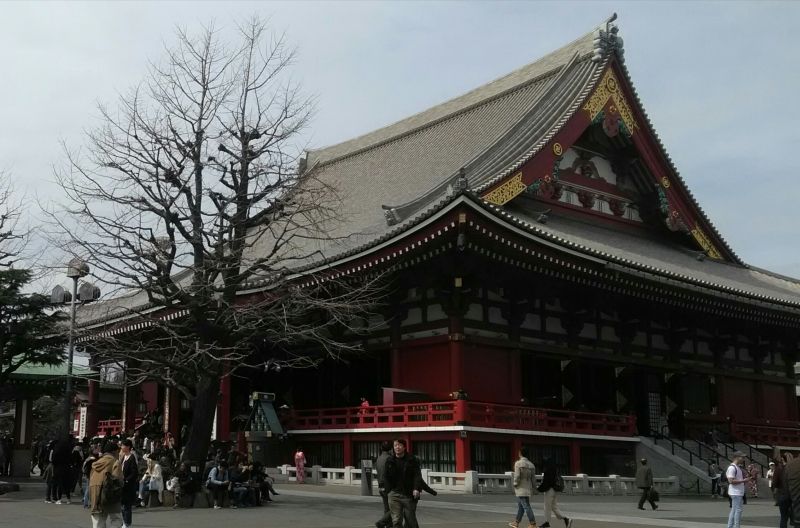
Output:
[464, 402, 636, 436]
[96, 417, 143, 437]
[732, 421, 800, 447]
[287, 400, 636, 437]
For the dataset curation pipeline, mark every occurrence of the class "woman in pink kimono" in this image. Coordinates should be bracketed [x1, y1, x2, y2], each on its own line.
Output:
[746, 463, 759, 497]
[294, 448, 306, 484]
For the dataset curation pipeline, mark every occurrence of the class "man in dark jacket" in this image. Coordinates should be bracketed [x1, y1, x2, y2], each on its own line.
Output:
[635, 458, 657, 511]
[120, 439, 138, 528]
[785, 454, 800, 525]
[384, 439, 423, 528]
[537, 458, 572, 528]
[375, 441, 394, 528]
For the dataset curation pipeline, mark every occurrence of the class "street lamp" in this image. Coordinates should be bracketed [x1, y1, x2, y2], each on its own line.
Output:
[51, 257, 99, 436]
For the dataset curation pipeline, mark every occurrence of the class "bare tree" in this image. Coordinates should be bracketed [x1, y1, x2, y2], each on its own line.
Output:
[47, 19, 382, 461]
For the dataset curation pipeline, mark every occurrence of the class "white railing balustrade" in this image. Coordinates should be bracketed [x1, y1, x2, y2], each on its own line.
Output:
[275, 464, 679, 495]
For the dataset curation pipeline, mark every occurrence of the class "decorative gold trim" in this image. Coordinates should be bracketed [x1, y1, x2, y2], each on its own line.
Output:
[552, 143, 563, 156]
[482, 172, 527, 205]
[582, 69, 639, 135]
[661, 177, 670, 189]
[691, 225, 723, 260]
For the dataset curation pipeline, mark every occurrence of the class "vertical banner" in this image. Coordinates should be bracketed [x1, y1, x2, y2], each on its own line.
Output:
[79, 405, 87, 439]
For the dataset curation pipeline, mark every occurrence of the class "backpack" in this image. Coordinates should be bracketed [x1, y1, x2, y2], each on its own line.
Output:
[100, 471, 123, 509]
[554, 471, 565, 493]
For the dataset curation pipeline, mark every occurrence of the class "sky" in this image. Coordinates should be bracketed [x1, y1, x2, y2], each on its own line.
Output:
[1, 1, 799, 285]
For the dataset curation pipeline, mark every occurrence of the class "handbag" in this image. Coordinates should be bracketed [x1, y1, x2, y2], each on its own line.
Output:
[648, 488, 660, 502]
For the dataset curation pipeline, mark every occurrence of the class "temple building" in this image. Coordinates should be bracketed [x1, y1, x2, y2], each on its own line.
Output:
[73, 16, 800, 476]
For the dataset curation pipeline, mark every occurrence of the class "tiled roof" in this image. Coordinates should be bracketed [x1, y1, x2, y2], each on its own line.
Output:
[499, 202, 800, 308]
[244, 24, 604, 273]
[77, 16, 800, 327]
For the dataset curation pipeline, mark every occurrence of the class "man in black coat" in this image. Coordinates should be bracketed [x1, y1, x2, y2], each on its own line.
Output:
[375, 441, 393, 528]
[120, 439, 138, 528]
[384, 439, 423, 528]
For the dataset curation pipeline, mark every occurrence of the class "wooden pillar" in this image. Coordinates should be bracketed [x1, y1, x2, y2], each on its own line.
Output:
[121, 383, 138, 434]
[511, 437, 522, 460]
[141, 381, 159, 413]
[391, 317, 402, 388]
[455, 433, 471, 472]
[447, 277, 466, 393]
[569, 442, 581, 474]
[163, 386, 180, 439]
[755, 380, 765, 419]
[85, 378, 100, 437]
[218, 373, 231, 442]
[343, 433, 353, 467]
[12, 399, 33, 477]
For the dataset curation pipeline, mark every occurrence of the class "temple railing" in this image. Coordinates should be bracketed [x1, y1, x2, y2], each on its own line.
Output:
[731, 420, 800, 447]
[96, 417, 144, 437]
[287, 400, 636, 437]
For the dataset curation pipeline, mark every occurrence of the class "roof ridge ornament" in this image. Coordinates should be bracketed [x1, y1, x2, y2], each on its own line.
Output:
[592, 13, 624, 64]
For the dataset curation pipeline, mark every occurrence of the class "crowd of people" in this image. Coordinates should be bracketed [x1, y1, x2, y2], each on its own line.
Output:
[26, 429, 282, 528]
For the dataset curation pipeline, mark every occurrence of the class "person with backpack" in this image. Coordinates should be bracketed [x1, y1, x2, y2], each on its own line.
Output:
[537, 458, 573, 528]
[89, 441, 123, 528]
[726, 451, 755, 528]
[82, 443, 100, 508]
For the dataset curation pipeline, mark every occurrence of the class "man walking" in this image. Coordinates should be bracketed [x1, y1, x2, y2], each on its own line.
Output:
[509, 447, 537, 528]
[375, 440, 393, 528]
[726, 451, 754, 528]
[89, 442, 123, 528]
[384, 439, 422, 528]
[537, 458, 572, 528]
[635, 458, 657, 511]
[119, 439, 138, 528]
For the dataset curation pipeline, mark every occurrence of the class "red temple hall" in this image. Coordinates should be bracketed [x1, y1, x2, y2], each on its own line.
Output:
[70, 17, 800, 476]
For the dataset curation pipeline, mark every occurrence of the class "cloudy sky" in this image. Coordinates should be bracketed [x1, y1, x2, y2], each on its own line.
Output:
[1, 1, 799, 283]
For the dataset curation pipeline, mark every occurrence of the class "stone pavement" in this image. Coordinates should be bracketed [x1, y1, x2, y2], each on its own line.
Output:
[0, 479, 782, 528]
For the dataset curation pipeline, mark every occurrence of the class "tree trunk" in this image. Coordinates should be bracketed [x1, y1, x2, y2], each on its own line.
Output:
[181, 374, 221, 463]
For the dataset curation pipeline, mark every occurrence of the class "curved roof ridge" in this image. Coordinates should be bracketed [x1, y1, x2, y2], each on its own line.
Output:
[612, 60, 742, 265]
[306, 28, 599, 168]
[381, 50, 592, 221]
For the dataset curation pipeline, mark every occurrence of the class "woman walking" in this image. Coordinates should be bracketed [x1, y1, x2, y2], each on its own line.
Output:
[537, 458, 573, 528]
[294, 447, 306, 484]
[509, 447, 537, 528]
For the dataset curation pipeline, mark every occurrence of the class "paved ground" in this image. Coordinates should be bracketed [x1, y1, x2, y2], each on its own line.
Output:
[0, 479, 782, 528]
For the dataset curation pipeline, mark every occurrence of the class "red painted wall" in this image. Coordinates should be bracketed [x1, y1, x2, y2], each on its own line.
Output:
[398, 341, 452, 399]
[463, 344, 519, 404]
[722, 378, 757, 421]
[763, 384, 793, 421]
[396, 339, 521, 404]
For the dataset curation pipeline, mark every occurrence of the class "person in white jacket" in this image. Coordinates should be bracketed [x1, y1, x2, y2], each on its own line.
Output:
[510, 447, 538, 528]
[138, 457, 164, 507]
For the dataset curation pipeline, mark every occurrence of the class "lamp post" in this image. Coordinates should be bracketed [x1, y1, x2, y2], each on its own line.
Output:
[51, 258, 95, 436]
[64, 258, 89, 435]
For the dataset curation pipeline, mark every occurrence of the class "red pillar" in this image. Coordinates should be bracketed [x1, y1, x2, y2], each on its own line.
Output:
[218, 373, 231, 442]
[343, 434, 353, 467]
[141, 381, 159, 413]
[511, 437, 522, 460]
[449, 313, 464, 392]
[122, 384, 138, 433]
[85, 379, 99, 437]
[510, 349, 522, 403]
[455, 434, 471, 472]
[569, 442, 581, 474]
[391, 348, 401, 387]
